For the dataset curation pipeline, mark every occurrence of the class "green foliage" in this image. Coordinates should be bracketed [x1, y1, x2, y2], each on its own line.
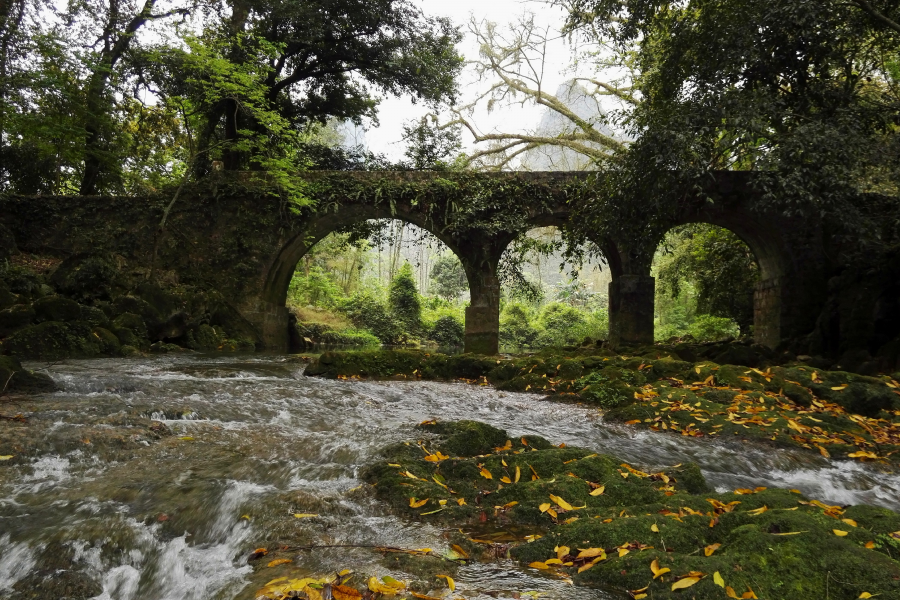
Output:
[287, 266, 342, 307]
[427, 315, 464, 347]
[689, 314, 741, 342]
[500, 303, 541, 349]
[338, 292, 405, 345]
[389, 263, 422, 332]
[402, 116, 463, 170]
[656, 224, 758, 334]
[429, 253, 467, 300]
[561, 0, 900, 258]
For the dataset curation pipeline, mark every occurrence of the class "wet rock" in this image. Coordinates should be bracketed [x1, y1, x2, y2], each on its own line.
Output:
[113, 296, 161, 330]
[49, 253, 121, 301]
[120, 344, 141, 356]
[112, 312, 148, 339]
[0, 355, 57, 393]
[149, 341, 185, 353]
[0, 321, 100, 360]
[184, 323, 222, 351]
[93, 327, 121, 355]
[0, 304, 35, 337]
[79, 305, 111, 328]
[33, 295, 82, 323]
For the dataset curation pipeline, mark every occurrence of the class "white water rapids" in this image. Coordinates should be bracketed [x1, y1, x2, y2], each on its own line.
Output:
[0, 355, 898, 599]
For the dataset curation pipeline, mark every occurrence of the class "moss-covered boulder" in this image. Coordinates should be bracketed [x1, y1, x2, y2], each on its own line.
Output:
[0, 304, 35, 338]
[0, 281, 16, 310]
[0, 265, 43, 299]
[49, 253, 121, 301]
[79, 305, 110, 328]
[0, 355, 57, 393]
[111, 312, 148, 339]
[365, 421, 900, 600]
[93, 327, 121, 355]
[183, 324, 222, 351]
[33, 296, 82, 323]
[0, 321, 102, 360]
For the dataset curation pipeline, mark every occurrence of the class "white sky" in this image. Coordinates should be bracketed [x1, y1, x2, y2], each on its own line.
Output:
[365, 0, 576, 159]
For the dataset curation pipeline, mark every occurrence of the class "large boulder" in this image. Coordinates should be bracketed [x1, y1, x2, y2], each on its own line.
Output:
[92, 327, 121, 355]
[79, 305, 111, 328]
[0, 321, 100, 360]
[0, 304, 35, 338]
[33, 296, 82, 323]
[0, 355, 57, 393]
[111, 312, 148, 339]
[0, 265, 43, 299]
[49, 253, 121, 301]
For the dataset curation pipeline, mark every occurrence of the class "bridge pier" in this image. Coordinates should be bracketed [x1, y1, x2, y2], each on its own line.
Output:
[608, 275, 656, 347]
[459, 240, 509, 355]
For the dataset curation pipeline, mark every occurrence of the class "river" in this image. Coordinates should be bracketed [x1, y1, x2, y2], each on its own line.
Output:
[1, 355, 898, 599]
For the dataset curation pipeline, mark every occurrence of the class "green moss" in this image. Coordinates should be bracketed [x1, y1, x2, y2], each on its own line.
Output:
[366, 421, 900, 600]
[0, 321, 100, 360]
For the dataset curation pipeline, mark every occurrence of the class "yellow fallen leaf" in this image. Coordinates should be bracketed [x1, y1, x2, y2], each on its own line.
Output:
[293, 513, 318, 518]
[865, 541, 876, 549]
[500, 476, 512, 484]
[589, 485, 605, 496]
[833, 529, 850, 536]
[747, 506, 768, 516]
[651, 558, 671, 579]
[726, 586, 739, 598]
[450, 544, 469, 559]
[556, 545, 570, 560]
[618, 548, 630, 557]
[436, 574, 455, 591]
[577, 548, 606, 559]
[332, 584, 363, 600]
[704, 543, 721, 556]
[577, 557, 604, 573]
[456, 497, 467, 506]
[831, 385, 848, 391]
[367, 576, 397, 595]
[267, 558, 292, 567]
[539, 502, 551, 513]
[714, 571, 725, 588]
[529, 561, 550, 570]
[842, 518, 858, 527]
[672, 576, 700, 590]
[515, 465, 521, 483]
[848, 451, 879, 459]
[634, 596, 647, 600]
[438, 499, 447, 506]
[817, 445, 830, 458]
[651, 523, 659, 533]
[858, 593, 877, 599]
[381, 576, 405, 590]
[479, 467, 493, 479]
[409, 592, 443, 600]
[0, 455, 13, 461]
[409, 498, 429, 508]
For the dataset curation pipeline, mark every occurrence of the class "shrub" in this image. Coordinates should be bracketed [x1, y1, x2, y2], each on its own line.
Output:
[428, 315, 464, 347]
[338, 293, 405, 345]
[500, 303, 540, 349]
[287, 265, 343, 308]
[689, 314, 740, 342]
[389, 263, 422, 332]
[535, 302, 588, 347]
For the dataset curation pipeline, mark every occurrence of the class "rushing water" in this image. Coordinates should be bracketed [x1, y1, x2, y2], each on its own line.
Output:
[1, 355, 899, 600]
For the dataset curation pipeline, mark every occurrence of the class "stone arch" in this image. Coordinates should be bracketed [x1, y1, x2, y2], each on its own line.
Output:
[668, 203, 787, 348]
[250, 205, 472, 351]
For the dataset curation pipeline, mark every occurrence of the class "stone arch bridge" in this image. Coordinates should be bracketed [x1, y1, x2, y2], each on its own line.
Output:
[1, 171, 827, 354]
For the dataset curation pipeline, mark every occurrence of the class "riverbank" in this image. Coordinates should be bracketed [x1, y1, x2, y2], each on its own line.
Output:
[363, 420, 900, 599]
[305, 349, 900, 465]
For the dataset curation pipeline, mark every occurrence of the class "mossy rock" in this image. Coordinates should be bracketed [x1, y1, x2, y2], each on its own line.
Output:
[80, 305, 111, 328]
[49, 253, 121, 301]
[0, 282, 16, 310]
[184, 324, 222, 351]
[0, 355, 57, 393]
[93, 327, 121, 355]
[366, 421, 900, 600]
[0, 304, 35, 338]
[112, 297, 161, 330]
[0, 265, 43, 298]
[0, 321, 100, 360]
[112, 313, 148, 339]
[33, 296, 82, 323]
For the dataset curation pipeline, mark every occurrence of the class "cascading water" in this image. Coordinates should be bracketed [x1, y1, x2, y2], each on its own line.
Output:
[1, 355, 898, 599]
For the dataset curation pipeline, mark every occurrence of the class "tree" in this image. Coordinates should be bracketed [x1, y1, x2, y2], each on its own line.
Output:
[445, 13, 637, 170]
[429, 253, 467, 300]
[389, 263, 422, 332]
[558, 0, 900, 254]
[184, 0, 463, 175]
[402, 115, 461, 170]
[655, 225, 758, 335]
